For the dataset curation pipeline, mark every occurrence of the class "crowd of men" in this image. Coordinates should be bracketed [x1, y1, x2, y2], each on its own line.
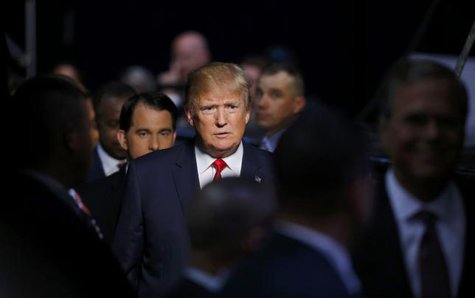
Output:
[2, 30, 473, 298]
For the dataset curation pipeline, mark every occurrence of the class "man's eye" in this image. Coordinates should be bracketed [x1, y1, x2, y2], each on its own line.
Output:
[227, 105, 238, 112]
[201, 107, 215, 114]
[405, 114, 427, 126]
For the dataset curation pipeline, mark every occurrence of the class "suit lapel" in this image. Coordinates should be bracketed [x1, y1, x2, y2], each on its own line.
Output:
[456, 177, 475, 297]
[172, 141, 200, 210]
[369, 174, 414, 297]
[241, 144, 263, 183]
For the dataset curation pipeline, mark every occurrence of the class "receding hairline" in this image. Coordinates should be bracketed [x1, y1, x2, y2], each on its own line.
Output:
[379, 59, 468, 120]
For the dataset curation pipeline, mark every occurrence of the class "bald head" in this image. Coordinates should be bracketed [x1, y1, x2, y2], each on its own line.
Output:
[172, 31, 211, 82]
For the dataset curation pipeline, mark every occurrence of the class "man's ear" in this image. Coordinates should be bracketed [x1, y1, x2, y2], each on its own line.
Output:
[185, 109, 195, 128]
[241, 226, 269, 253]
[65, 129, 80, 152]
[117, 130, 129, 151]
[378, 116, 390, 154]
[245, 109, 251, 124]
[293, 95, 306, 114]
[347, 175, 374, 225]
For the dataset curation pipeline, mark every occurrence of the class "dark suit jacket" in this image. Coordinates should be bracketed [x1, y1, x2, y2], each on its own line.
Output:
[112, 140, 274, 298]
[352, 169, 475, 298]
[220, 232, 358, 298]
[163, 277, 218, 298]
[76, 166, 127, 244]
[85, 146, 106, 183]
[0, 171, 134, 298]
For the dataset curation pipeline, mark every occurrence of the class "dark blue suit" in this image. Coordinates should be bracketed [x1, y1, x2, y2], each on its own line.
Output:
[221, 232, 359, 298]
[76, 166, 127, 244]
[85, 146, 106, 183]
[112, 140, 274, 298]
[164, 277, 218, 298]
[1, 171, 134, 298]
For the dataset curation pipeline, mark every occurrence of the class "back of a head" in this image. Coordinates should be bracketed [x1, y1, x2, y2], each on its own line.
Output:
[379, 58, 468, 121]
[93, 81, 136, 117]
[274, 105, 368, 217]
[186, 177, 275, 262]
[184, 62, 251, 112]
[120, 65, 157, 93]
[11, 75, 88, 170]
[173, 31, 211, 80]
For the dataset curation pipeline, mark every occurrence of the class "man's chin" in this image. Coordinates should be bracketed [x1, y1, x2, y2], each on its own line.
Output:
[411, 166, 451, 182]
[209, 144, 239, 158]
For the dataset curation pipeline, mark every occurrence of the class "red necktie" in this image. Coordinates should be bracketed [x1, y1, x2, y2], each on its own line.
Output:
[211, 159, 227, 181]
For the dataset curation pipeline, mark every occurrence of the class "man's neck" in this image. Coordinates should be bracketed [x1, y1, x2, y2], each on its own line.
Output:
[278, 212, 352, 248]
[393, 170, 450, 202]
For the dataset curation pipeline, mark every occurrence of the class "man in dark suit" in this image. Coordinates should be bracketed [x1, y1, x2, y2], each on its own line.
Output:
[165, 177, 275, 298]
[85, 82, 135, 182]
[352, 59, 474, 298]
[221, 105, 371, 298]
[1, 76, 134, 297]
[113, 62, 274, 297]
[77, 92, 178, 244]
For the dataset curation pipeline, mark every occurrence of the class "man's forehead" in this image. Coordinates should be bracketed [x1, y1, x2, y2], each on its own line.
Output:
[197, 94, 243, 104]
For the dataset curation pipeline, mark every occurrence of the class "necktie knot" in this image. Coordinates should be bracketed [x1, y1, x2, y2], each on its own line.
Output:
[413, 210, 437, 226]
[117, 160, 127, 170]
[211, 159, 227, 181]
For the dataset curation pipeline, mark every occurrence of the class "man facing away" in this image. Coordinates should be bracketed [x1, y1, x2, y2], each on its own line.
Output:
[113, 62, 274, 297]
[1, 75, 134, 298]
[165, 177, 275, 298]
[221, 104, 371, 298]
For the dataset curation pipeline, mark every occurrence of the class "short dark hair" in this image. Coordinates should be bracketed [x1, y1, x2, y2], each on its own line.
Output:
[379, 59, 468, 120]
[274, 104, 368, 217]
[93, 82, 136, 118]
[119, 92, 178, 132]
[12, 75, 87, 168]
[261, 62, 305, 96]
[186, 177, 275, 262]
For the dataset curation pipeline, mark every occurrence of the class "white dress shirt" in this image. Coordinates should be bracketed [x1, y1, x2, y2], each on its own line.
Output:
[195, 142, 243, 189]
[386, 169, 465, 298]
[96, 143, 126, 176]
[278, 221, 362, 295]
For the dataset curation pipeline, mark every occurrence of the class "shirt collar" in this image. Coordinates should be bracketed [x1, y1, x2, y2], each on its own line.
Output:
[22, 169, 66, 196]
[195, 142, 243, 175]
[97, 143, 126, 176]
[261, 129, 286, 152]
[386, 169, 458, 222]
[184, 267, 230, 292]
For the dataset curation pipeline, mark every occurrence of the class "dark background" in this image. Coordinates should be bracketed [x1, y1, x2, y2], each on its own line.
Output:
[5, 0, 475, 119]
